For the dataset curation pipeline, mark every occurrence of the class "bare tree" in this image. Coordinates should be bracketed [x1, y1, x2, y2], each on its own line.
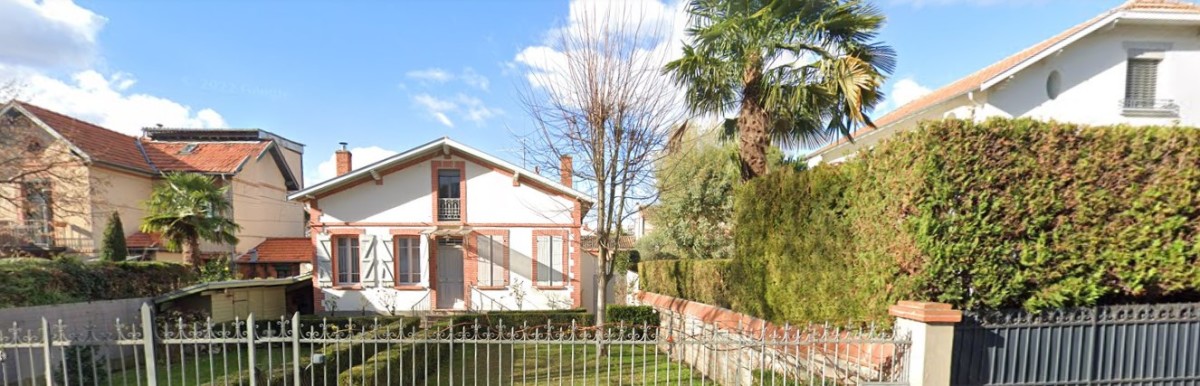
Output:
[0, 82, 96, 253]
[517, 3, 682, 327]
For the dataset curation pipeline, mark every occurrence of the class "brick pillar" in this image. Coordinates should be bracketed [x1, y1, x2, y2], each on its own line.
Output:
[889, 301, 962, 386]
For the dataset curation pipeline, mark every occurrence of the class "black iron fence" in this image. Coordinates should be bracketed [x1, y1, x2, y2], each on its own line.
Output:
[951, 302, 1200, 386]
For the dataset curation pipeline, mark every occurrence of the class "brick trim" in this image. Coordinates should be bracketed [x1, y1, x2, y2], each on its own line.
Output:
[467, 229, 510, 288]
[329, 235, 361, 287]
[328, 228, 365, 235]
[430, 160, 467, 224]
[532, 229, 569, 289]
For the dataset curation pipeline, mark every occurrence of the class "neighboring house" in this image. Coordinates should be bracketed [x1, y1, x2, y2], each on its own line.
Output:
[154, 275, 314, 323]
[287, 138, 595, 314]
[629, 204, 654, 239]
[0, 101, 306, 260]
[807, 0, 1200, 165]
[235, 237, 314, 279]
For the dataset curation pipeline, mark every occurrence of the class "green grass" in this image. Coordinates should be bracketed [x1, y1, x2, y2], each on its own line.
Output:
[107, 343, 310, 386]
[428, 343, 707, 385]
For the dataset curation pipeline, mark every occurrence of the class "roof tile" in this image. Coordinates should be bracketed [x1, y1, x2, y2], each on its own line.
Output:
[143, 141, 270, 174]
[17, 102, 154, 173]
[237, 237, 314, 263]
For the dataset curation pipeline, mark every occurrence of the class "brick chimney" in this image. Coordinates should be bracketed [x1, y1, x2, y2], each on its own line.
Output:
[335, 142, 352, 177]
[560, 154, 573, 187]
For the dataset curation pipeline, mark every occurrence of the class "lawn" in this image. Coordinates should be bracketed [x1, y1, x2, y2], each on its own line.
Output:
[107, 343, 309, 386]
[427, 342, 708, 385]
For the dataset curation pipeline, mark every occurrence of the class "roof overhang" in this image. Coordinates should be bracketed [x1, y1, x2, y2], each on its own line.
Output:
[153, 274, 313, 303]
[287, 137, 594, 204]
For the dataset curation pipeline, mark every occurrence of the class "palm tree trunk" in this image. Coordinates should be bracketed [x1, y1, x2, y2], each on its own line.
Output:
[738, 57, 769, 181]
[183, 236, 201, 270]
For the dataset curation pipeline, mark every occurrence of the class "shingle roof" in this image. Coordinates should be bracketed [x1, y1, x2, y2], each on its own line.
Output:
[16, 102, 155, 173]
[236, 237, 314, 263]
[126, 232, 163, 249]
[143, 141, 271, 174]
[813, 0, 1200, 156]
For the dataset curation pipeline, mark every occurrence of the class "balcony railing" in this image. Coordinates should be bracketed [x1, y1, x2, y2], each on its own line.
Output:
[438, 198, 461, 221]
[1121, 98, 1179, 117]
[0, 224, 94, 257]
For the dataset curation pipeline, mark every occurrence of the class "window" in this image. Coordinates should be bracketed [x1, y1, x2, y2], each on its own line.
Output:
[1046, 70, 1062, 100]
[22, 182, 52, 246]
[334, 236, 360, 285]
[535, 235, 565, 287]
[274, 264, 293, 278]
[1124, 58, 1159, 108]
[476, 235, 507, 287]
[395, 236, 421, 285]
[437, 169, 461, 221]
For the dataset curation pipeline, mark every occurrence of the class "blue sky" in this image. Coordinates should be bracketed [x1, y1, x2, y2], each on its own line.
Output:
[0, 0, 1130, 185]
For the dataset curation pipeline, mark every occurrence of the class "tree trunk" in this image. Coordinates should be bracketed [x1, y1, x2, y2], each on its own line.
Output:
[183, 236, 201, 271]
[738, 57, 769, 181]
[595, 247, 612, 355]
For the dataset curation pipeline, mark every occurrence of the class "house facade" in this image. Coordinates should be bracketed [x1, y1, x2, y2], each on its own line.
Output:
[807, 0, 1200, 165]
[0, 101, 308, 263]
[288, 138, 594, 314]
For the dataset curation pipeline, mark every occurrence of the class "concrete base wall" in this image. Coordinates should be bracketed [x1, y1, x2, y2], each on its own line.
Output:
[0, 297, 151, 384]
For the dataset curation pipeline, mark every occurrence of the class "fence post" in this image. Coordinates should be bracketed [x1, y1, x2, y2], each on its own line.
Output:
[140, 302, 158, 385]
[40, 318, 53, 386]
[247, 313, 257, 386]
[292, 312, 301, 386]
[889, 301, 961, 386]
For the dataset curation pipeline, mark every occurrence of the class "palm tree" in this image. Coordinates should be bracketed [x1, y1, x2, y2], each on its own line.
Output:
[140, 173, 239, 269]
[664, 0, 895, 180]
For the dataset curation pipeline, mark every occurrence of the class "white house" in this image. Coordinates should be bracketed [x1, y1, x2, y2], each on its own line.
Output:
[287, 138, 594, 314]
[807, 0, 1200, 165]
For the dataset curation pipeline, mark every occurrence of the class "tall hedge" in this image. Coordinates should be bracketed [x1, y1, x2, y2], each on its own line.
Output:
[647, 118, 1200, 324]
[0, 258, 197, 307]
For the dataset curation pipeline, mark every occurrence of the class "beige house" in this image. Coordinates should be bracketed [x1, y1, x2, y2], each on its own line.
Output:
[0, 101, 307, 262]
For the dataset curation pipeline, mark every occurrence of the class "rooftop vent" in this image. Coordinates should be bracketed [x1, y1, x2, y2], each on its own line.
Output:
[178, 143, 199, 155]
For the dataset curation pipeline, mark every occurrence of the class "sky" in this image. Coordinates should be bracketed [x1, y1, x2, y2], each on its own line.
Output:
[0, 0, 1130, 185]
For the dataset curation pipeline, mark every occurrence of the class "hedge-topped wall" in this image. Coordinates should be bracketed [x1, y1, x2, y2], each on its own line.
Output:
[645, 118, 1200, 324]
[0, 258, 197, 307]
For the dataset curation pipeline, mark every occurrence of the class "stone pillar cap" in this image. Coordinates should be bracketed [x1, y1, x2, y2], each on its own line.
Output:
[889, 301, 962, 323]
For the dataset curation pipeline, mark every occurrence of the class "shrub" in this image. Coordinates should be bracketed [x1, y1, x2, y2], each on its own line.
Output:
[0, 258, 196, 307]
[100, 212, 127, 262]
[646, 118, 1200, 324]
[605, 305, 659, 327]
[638, 259, 732, 308]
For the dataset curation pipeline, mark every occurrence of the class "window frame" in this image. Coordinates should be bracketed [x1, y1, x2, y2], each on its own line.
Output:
[473, 232, 510, 289]
[533, 230, 569, 289]
[331, 235, 361, 288]
[1124, 57, 1160, 108]
[393, 235, 423, 288]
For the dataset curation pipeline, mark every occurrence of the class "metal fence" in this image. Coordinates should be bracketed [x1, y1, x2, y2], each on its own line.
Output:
[1, 304, 910, 385]
[950, 302, 1200, 386]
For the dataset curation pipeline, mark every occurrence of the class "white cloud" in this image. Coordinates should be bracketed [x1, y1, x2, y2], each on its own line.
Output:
[0, 0, 106, 69]
[312, 146, 398, 183]
[889, 77, 933, 110]
[405, 67, 490, 90]
[405, 68, 454, 83]
[411, 93, 503, 128]
[460, 68, 489, 91]
[4, 66, 227, 135]
[0, 0, 227, 136]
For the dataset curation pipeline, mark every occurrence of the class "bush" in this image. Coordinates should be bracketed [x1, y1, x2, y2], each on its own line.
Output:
[605, 305, 659, 327]
[639, 259, 732, 308]
[0, 258, 196, 307]
[100, 212, 127, 262]
[452, 309, 593, 334]
[646, 118, 1200, 324]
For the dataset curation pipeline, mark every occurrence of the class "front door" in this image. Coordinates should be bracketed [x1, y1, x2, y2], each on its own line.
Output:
[435, 238, 465, 310]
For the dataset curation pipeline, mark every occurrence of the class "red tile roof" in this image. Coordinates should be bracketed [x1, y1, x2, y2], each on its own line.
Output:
[16, 102, 154, 173]
[237, 237, 314, 263]
[126, 232, 164, 249]
[814, 0, 1200, 156]
[143, 141, 270, 174]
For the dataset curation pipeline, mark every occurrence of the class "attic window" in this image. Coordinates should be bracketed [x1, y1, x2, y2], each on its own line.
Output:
[178, 143, 199, 155]
[1046, 70, 1062, 100]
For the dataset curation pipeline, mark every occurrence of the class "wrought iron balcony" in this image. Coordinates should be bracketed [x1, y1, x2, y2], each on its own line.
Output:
[438, 198, 461, 221]
[0, 224, 94, 257]
[1121, 98, 1179, 117]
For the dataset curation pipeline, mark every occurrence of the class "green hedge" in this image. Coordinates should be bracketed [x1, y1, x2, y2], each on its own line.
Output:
[0, 258, 196, 307]
[451, 309, 593, 330]
[646, 118, 1200, 324]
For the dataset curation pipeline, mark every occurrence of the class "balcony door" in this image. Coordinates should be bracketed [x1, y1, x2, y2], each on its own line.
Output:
[437, 169, 461, 221]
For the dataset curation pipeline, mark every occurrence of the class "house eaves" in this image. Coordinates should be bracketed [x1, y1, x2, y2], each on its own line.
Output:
[153, 274, 313, 303]
[288, 137, 595, 204]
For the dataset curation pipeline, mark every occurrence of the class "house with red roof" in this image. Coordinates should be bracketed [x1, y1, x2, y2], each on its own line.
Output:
[0, 100, 309, 269]
[807, 0, 1200, 165]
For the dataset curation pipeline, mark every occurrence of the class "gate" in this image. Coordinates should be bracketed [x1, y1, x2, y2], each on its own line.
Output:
[950, 302, 1200, 386]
